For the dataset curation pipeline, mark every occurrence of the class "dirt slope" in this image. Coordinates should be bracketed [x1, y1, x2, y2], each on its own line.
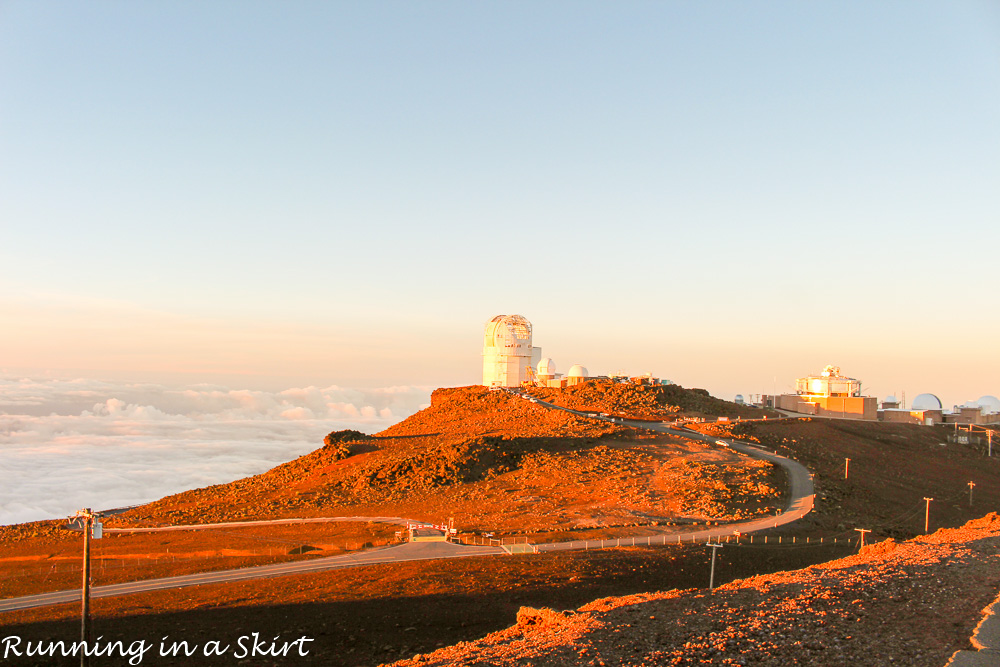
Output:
[390, 513, 1000, 667]
[107, 386, 628, 528]
[529, 380, 772, 421]
[691, 418, 1000, 540]
[85, 386, 785, 534]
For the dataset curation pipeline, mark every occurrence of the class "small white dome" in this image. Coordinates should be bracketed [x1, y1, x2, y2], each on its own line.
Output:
[537, 358, 556, 376]
[911, 393, 942, 411]
[884, 395, 897, 403]
[976, 395, 1000, 414]
[567, 364, 589, 378]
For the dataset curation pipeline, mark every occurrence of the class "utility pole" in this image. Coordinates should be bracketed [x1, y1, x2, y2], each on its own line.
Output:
[66, 508, 101, 667]
[707, 543, 723, 590]
[968, 482, 976, 507]
[844, 458, 851, 480]
[854, 528, 870, 549]
[924, 498, 934, 533]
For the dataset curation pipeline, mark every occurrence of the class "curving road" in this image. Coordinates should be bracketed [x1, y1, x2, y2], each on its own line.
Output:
[514, 389, 814, 551]
[1, 393, 813, 613]
[0, 540, 504, 613]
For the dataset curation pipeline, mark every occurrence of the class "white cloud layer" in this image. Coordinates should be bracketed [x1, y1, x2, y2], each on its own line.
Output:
[0, 377, 431, 525]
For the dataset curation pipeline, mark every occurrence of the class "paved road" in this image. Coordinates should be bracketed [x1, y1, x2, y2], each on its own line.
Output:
[2, 394, 814, 613]
[0, 541, 504, 613]
[534, 421, 814, 551]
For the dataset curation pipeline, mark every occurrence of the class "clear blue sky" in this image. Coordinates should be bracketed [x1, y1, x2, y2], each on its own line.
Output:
[2, 1, 998, 406]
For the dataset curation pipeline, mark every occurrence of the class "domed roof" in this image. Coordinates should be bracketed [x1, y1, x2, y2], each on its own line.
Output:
[884, 395, 897, 403]
[911, 393, 942, 411]
[483, 314, 532, 347]
[977, 395, 1000, 414]
[567, 364, 589, 378]
[537, 358, 556, 376]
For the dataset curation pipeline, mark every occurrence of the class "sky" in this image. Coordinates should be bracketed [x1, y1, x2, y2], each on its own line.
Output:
[2, 4, 999, 408]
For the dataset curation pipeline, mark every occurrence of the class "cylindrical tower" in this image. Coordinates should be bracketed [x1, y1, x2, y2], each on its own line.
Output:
[482, 315, 536, 387]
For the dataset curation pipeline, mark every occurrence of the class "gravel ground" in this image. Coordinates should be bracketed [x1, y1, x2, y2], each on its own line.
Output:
[391, 513, 1000, 666]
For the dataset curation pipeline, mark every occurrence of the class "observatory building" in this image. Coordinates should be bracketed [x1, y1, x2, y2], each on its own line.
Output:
[566, 364, 589, 387]
[770, 365, 877, 420]
[880, 393, 944, 425]
[879, 393, 1000, 426]
[481, 314, 658, 390]
[947, 396, 1000, 425]
[482, 315, 542, 387]
[481, 315, 598, 389]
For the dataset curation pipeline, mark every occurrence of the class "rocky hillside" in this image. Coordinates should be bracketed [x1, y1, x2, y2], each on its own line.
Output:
[691, 418, 1000, 539]
[109, 386, 632, 527]
[529, 380, 772, 420]
[104, 385, 783, 533]
[389, 513, 1000, 667]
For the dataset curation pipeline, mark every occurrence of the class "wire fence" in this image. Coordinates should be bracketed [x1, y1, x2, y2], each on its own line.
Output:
[455, 487, 984, 556]
[454, 529, 869, 554]
[530, 531, 861, 553]
[456, 535, 529, 547]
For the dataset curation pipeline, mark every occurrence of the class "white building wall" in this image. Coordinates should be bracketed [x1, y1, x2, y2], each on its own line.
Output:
[482, 315, 537, 387]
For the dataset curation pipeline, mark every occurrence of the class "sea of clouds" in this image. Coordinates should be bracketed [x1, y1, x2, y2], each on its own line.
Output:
[0, 377, 431, 526]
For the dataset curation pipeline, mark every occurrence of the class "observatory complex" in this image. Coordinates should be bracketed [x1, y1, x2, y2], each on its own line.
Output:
[482, 320, 999, 427]
[482, 314, 665, 389]
[880, 393, 1000, 426]
[758, 364, 999, 426]
[482, 314, 599, 389]
[766, 365, 877, 420]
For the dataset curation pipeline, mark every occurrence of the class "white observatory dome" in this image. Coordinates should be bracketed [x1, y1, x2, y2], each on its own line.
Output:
[911, 393, 943, 411]
[884, 395, 897, 404]
[537, 358, 556, 376]
[567, 364, 589, 378]
[484, 314, 532, 348]
[962, 399, 980, 409]
[482, 314, 536, 388]
[977, 395, 1000, 414]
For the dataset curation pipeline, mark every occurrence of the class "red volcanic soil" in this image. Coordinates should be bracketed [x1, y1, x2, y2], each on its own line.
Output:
[84, 385, 784, 537]
[691, 418, 1000, 540]
[0, 384, 784, 600]
[389, 514, 1000, 667]
[529, 379, 775, 421]
[1, 539, 859, 667]
[4, 385, 999, 667]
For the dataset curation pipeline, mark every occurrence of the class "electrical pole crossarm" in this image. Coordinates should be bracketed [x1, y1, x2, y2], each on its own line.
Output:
[854, 528, 871, 549]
